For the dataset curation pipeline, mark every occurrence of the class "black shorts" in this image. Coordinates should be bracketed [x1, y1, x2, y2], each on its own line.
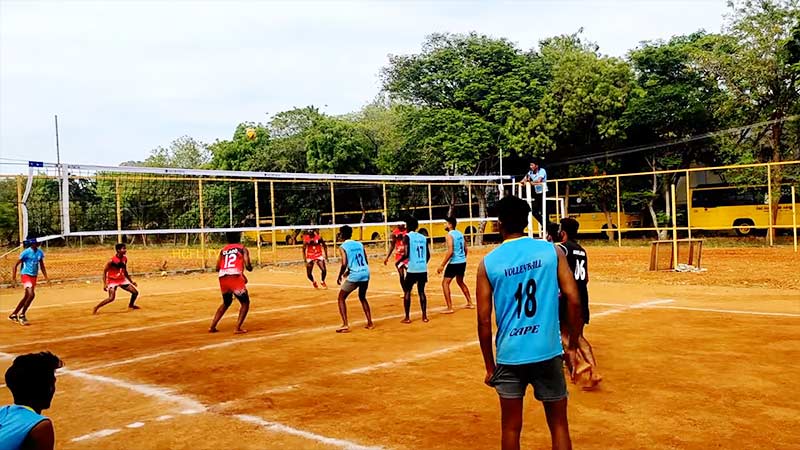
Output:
[559, 293, 590, 325]
[487, 356, 568, 401]
[443, 262, 466, 278]
[403, 272, 428, 291]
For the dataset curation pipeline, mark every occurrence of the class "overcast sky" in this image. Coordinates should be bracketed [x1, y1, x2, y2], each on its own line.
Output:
[0, 0, 729, 173]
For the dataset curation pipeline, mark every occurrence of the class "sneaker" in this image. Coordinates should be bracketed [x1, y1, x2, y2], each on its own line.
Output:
[312, 281, 319, 289]
[17, 315, 29, 326]
[8, 314, 17, 323]
[320, 281, 327, 289]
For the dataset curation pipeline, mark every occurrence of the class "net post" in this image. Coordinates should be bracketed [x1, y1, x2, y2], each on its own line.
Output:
[615, 175, 622, 247]
[540, 186, 546, 239]
[427, 184, 434, 247]
[228, 185, 233, 228]
[468, 182, 475, 247]
[671, 184, 678, 269]
[685, 170, 692, 241]
[60, 164, 70, 236]
[254, 181, 262, 266]
[330, 181, 337, 256]
[792, 185, 797, 253]
[554, 180, 560, 218]
[525, 182, 533, 238]
[767, 164, 773, 246]
[115, 177, 122, 244]
[199, 179, 206, 269]
[270, 181, 277, 264]
[382, 182, 389, 253]
[16, 176, 23, 243]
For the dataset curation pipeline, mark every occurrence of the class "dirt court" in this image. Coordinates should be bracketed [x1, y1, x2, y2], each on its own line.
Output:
[1, 245, 798, 449]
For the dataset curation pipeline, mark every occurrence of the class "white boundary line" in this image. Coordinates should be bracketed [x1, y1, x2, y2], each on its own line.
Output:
[650, 305, 800, 318]
[235, 414, 384, 450]
[3, 292, 396, 349]
[80, 308, 446, 372]
[342, 342, 477, 375]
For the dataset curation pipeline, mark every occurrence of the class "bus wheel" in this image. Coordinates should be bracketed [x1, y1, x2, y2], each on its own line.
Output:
[419, 228, 429, 237]
[601, 224, 618, 240]
[371, 232, 381, 241]
[733, 219, 755, 236]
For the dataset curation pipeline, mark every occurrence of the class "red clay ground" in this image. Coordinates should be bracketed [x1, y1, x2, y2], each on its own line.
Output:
[1, 245, 798, 449]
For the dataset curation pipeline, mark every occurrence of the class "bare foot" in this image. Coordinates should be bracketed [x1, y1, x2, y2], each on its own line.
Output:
[582, 376, 602, 391]
[364, 323, 374, 330]
[335, 326, 351, 333]
[442, 309, 455, 314]
[464, 303, 476, 309]
[209, 327, 218, 333]
[574, 361, 592, 377]
[234, 329, 248, 334]
[422, 316, 430, 323]
[128, 305, 141, 311]
[400, 318, 412, 324]
[92, 307, 99, 315]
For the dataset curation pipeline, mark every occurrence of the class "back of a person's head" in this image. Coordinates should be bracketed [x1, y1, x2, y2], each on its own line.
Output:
[496, 196, 530, 234]
[340, 225, 353, 240]
[446, 216, 457, 228]
[560, 218, 580, 239]
[405, 217, 419, 231]
[5, 352, 63, 407]
[226, 231, 241, 244]
[546, 222, 561, 242]
[115, 243, 126, 252]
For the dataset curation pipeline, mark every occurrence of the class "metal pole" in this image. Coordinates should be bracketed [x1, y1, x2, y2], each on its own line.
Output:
[525, 183, 534, 238]
[16, 176, 23, 243]
[427, 183, 434, 247]
[792, 186, 797, 253]
[616, 176, 622, 247]
[199, 179, 206, 269]
[540, 186, 546, 239]
[555, 180, 560, 219]
[116, 178, 122, 244]
[686, 170, 692, 241]
[54, 115, 61, 166]
[671, 184, 678, 270]
[254, 181, 261, 265]
[330, 181, 336, 254]
[382, 182, 389, 253]
[468, 182, 475, 246]
[499, 148, 504, 198]
[270, 181, 277, 263]
[767, 164, 773, 246]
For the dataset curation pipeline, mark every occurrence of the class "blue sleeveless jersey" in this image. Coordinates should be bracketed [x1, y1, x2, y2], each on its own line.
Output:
[406, 231, 427, 273]
[341, 240, 370, 282]
[483, 237, 561, 365]
[449, 230, 466, 264]
[0, 405, 47, 450]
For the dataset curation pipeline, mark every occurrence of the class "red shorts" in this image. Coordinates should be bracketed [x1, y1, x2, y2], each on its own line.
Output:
[306, 254, 324, 262]
[21, 275, 37, 289]
[219, 274, 247, 295]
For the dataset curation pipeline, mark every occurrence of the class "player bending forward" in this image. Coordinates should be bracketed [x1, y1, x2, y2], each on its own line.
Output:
[209, 232, 253, 334]
[93, 243, 140, 314]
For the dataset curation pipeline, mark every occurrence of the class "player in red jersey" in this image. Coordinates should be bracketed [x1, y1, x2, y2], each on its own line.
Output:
[93, 243, 140, 314]
[209, 232, 253, 334]
[302, 229, 328, 288]
[383, 224, 408, 289]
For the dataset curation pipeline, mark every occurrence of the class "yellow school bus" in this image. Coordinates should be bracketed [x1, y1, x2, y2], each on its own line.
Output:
[690, 184, 798, 236]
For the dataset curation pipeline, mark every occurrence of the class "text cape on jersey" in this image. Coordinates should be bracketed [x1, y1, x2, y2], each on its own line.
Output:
[484, 237, 562, 365]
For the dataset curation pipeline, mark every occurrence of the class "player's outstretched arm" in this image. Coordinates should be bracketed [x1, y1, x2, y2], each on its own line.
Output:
[476, 260, 495, 385]
[301, 241, 307, 262]
[399, 236, 411, 263]
[426, 241, 432, 263]
[384, 238, 396, 264]
[321, 238, 328, 260]
[102, 261, 112, 290]
[12, 258, 22, 283]
[243, 248, 253, 272]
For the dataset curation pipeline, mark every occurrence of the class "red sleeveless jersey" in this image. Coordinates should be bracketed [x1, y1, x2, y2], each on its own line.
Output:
[106, 255, 128, 283]
[219, 244, 245, 277]
[304, 233, 324, 259]
[392, 228, 408, 262]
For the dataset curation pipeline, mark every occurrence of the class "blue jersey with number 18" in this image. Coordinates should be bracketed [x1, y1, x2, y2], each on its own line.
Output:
[483, 236, 561, 365]
[342, 239, 370, 282]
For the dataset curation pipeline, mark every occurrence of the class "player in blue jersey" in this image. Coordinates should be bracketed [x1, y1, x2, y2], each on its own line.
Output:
[335, 225, 374, 333]
[399, 217, 431, 324]
[1, 351, 63, 450]
[9, 239, 48, 326]
[436, 216, 474, 312]
[476, 195, 583, 450]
